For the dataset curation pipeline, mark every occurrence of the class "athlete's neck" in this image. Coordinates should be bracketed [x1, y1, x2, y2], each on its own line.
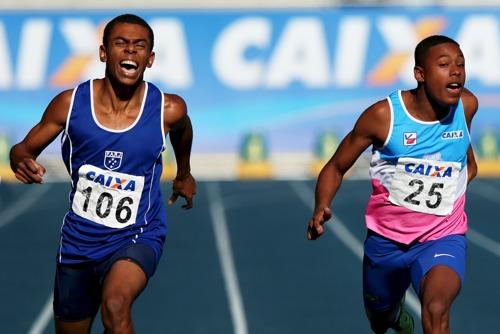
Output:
[406, 88, 451, 122]
[97, 76, 144, 114]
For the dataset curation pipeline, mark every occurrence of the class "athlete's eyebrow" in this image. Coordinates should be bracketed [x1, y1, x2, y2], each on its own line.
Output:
[436, 53, 464, 60]
[112, 36, 148, 44]
[443, 52, 464, 57]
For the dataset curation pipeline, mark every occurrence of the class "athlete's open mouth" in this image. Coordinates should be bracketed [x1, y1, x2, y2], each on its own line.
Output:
[446, 82, 462, 93]
[120, 60, 138, 71]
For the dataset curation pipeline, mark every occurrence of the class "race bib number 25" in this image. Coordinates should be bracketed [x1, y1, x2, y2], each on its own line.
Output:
[388, 158, 461, 216]
[72, 164, 144, 228]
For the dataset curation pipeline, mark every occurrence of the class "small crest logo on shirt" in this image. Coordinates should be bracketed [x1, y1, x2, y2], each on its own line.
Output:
[403, 132, 417, 146]
[104, 151, 123, 171]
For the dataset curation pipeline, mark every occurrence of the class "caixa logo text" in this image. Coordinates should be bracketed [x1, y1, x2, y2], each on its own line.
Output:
[441, 130, 464, 140]
[404, 163, 453, 177]
[85, 171, 136, 191]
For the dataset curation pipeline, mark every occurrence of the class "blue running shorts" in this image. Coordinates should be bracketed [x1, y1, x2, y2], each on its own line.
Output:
[363, 230, 466, 312]
[53, 242, 158, 321]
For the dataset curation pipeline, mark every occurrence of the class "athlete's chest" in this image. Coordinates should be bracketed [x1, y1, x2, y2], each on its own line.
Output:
[387, 118, 469, 162]
[93, 111, 141, 130]
[68, 104, 163, 172]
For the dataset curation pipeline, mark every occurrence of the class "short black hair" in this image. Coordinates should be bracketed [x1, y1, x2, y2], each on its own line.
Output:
[414, 35, 459, 67]
[102, 14, 154, 50]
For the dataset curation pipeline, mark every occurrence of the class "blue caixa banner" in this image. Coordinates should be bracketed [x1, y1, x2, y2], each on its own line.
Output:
[0, 8, 499, 160]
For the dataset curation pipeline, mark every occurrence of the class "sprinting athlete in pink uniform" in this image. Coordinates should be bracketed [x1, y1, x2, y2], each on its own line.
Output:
[306, 35, 478, 334]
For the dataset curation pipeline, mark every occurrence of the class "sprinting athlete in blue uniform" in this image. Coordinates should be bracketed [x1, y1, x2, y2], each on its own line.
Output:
[59, 79, 168, 266]
[10, 14, 196, 334]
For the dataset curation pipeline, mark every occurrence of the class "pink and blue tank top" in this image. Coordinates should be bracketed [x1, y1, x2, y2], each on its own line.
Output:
[365, 90, 470, 244]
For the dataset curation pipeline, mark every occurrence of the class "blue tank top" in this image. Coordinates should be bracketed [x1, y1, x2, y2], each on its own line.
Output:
[59, 80, 167, 264]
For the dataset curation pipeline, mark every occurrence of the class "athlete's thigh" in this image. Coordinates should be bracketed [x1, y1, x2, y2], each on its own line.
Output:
[410, 234, 466, 296]
[102, 259, 148, 303]
[420, 265, 461, 307]
[100, 243, 157, 301]
[363, 232, 411, 312]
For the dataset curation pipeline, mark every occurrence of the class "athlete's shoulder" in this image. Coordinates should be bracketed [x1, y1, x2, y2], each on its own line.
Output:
[52, 88, 74, 105]
[163, 93, 188, 130]
[361, 97, 391, 123]
[352, 97, 391, 146]
[460, 87, 478, 123]
[460, 88, 478, 111]
[164, 93, 187, 115]
[43, 89, 75, 125]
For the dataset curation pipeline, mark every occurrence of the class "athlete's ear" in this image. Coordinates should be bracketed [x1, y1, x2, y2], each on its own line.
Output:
[147, 51, 155, 68]
[414, 65, 424, 83]
[99, 45, 107, 62]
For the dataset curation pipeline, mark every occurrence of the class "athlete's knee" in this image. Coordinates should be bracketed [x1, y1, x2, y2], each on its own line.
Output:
[422, 298, 451, 333]
[101, 294, 132, 329]
[423, 297, 450, 321]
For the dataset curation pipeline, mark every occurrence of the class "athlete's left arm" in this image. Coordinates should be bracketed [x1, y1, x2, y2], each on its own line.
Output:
[462, 88, 478, 183]
[163, 93, 196, 209]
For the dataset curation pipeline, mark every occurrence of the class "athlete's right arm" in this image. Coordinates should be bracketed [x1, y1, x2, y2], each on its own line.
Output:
[9, 90, 72, 184]
[163, 93, 196, 209]
[307, 99, 390, 240]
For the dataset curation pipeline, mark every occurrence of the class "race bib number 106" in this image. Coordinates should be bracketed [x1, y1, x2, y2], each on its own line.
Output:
[388, 158, 461, 216]
[72, 164, 144, 228]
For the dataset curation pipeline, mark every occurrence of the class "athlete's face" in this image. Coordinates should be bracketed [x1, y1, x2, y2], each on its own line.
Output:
[414, 42, 465, 106]
[99, 23, 155, 85]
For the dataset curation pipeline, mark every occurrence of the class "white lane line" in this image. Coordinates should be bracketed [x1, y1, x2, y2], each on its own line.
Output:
[0, 184, 53, 229]
[206, 182, 248, 334]
[467, 228, 500, 258]
[28, 294, 53, 334]
[289, 181, 422, 318]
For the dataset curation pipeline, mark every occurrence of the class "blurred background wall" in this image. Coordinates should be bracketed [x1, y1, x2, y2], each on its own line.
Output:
[0, 0, 499, 181]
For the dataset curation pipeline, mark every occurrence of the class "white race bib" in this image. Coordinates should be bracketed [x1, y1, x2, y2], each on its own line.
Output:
[72, 165, 144, 228]
[388, 157, 460, 216]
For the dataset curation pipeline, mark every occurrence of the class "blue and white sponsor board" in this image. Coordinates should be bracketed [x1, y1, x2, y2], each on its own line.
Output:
[0, 8, 499, 157]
